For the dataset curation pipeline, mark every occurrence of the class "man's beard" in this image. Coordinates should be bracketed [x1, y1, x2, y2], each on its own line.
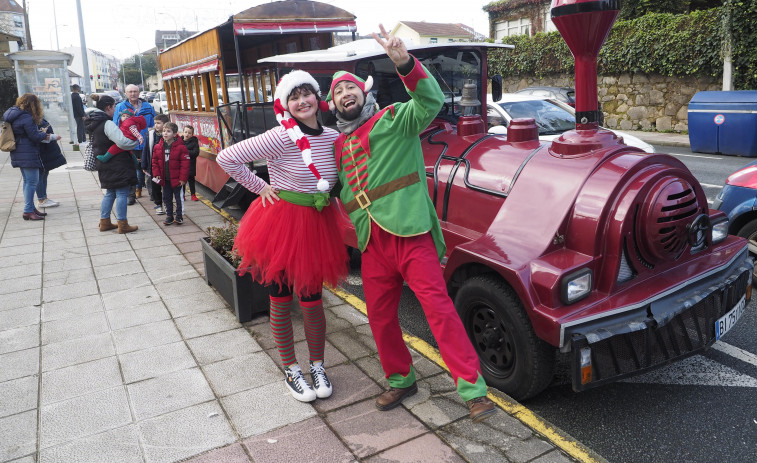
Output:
[337, 102, 364, 121]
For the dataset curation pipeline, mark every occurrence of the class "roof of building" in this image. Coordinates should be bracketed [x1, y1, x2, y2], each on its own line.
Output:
[154, 29, 197, 46]
[0, 0, 24, 13]
[394, 21, 480, 39]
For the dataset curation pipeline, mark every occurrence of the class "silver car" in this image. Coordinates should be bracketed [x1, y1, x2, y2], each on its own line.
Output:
[487, 93, 654, 153]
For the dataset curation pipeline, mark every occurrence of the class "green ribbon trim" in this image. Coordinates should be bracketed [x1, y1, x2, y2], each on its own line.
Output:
[456, 372, 488, 402]
[277, 189, 331, 212]
[387, 365, 417, 389]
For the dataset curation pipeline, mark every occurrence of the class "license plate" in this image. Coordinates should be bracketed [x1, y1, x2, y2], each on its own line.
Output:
[715, 295, 746, 340]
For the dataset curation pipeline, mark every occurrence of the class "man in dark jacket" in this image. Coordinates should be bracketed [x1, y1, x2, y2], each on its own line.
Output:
[71, 84, 86, 143]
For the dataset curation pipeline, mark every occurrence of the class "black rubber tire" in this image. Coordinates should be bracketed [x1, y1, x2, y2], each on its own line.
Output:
[736, 219, 757, 282]
[455, 275, 555, 401]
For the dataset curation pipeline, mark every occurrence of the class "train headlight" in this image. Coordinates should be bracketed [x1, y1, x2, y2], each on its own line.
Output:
[561, 268, 593, 304]
[711, 218, 729, 244]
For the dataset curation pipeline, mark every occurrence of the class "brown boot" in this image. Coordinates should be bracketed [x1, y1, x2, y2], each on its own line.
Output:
[99, 218, 117, 232]
[135, 188, 142, 198]
[375, 383, 418, 411]
[117, 219, 138, 234]
[467, 396, 496, 423]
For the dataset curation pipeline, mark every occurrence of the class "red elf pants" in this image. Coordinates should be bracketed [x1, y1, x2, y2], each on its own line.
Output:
[361, 221, 487, 401]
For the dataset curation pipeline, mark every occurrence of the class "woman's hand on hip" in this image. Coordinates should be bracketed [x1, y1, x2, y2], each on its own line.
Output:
[259, 185, 279, 207]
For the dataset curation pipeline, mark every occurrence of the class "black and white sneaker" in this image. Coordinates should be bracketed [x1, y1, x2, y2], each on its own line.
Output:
[309, 361, 332, 399]
[285, 365, 316, 402]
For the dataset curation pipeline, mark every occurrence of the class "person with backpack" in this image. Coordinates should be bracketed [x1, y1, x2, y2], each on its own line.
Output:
[3, 93, 60, 220]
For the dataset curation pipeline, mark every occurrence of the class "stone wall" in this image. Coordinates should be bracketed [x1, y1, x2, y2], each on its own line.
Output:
[502, 73, 721, 133]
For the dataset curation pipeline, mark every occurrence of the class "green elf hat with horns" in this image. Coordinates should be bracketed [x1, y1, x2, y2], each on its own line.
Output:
[325, 71, 373, 110]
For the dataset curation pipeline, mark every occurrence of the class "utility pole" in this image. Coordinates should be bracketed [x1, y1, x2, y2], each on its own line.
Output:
[21, 0, 32, 49]
[76, 0, 91, 94]
[722, 0, 733, 91]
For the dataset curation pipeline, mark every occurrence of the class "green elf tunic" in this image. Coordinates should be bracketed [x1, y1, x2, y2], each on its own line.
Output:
[335, 56, 446, 260]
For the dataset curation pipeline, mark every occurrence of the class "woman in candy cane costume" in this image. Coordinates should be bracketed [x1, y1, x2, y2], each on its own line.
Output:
[216, 70, 349, 403]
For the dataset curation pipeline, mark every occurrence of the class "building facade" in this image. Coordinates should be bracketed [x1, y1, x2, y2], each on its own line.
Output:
[0, 0, 28, 50]
[484, 0, 557, 41]
[390, 21, 484, 45]
[61, 46, 121, 92]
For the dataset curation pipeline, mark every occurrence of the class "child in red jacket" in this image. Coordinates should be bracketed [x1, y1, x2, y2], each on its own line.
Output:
[96, 109, 146, 163]
[151, 122, 189, 225]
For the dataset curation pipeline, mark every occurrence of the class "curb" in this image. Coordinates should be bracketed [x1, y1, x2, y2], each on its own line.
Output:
[330, 286, 608, 463]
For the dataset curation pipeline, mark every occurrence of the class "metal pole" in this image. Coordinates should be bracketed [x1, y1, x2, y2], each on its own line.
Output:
[137, 53, 144, 90]
[52, 0, 60, 50]
[75, 0, 91, 94]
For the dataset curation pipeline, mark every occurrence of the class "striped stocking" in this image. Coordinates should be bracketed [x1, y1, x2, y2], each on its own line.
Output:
[269, 295, 296, 367]
[299, 298, 326, 362]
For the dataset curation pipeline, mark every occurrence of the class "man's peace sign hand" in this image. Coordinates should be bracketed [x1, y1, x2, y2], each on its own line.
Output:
[372, 24, 410, 67]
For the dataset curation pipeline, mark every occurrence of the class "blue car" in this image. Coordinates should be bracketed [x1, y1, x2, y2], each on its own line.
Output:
[715, 160, 757, 279]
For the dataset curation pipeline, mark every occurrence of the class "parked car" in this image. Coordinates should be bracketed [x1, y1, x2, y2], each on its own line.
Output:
[261, 36, 751, 400]
[516, 86, 575, 106]
[486, 93, 654, 153]
[103, 90, 123, 104]
[152, 91, 168, 114]
[714, 160, 757, 280]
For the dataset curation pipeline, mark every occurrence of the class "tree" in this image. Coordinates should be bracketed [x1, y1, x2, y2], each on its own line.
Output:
[122, 53, 158, 87]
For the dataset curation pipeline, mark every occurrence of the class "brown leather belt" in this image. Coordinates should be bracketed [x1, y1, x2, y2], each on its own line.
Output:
[343, 172, 420, 214]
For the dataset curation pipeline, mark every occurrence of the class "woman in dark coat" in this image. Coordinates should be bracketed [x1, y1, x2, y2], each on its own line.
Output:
[3, 93, 59, 220]
[182, 125, 200, 201]
[85, 95, 139, 233]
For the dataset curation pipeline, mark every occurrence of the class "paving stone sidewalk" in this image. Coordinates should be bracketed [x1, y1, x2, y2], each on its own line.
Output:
[0, 140, 593, 463]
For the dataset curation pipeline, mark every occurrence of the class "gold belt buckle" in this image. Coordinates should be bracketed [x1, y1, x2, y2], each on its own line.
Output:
[354, 190, 371, 210]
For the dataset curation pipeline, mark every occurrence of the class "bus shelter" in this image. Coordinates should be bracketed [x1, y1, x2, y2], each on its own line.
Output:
[158, 0, 356, 193]
[7, 50, 77, 145]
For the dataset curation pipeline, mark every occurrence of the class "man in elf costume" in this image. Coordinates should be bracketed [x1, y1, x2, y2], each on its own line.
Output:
[326, 25, 496, 422]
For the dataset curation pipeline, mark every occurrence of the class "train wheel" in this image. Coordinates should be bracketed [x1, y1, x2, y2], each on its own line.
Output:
[455, 275, 554, 400]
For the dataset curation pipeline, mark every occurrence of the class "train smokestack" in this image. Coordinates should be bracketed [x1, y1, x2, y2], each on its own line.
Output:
[550, 0, 620, 130]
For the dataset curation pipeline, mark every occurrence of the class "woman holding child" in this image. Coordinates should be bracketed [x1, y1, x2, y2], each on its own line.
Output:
[86, 94, 140, 233]
[217, 70, 349, 403]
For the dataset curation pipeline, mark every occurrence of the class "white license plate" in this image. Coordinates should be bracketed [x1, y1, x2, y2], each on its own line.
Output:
[715, 295, 746, 340]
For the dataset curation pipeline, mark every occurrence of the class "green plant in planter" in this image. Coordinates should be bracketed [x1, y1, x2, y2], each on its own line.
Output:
[206, 222, 242, 267]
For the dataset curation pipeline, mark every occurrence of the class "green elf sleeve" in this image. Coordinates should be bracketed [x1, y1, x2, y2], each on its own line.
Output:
[389, 56, 445, 137]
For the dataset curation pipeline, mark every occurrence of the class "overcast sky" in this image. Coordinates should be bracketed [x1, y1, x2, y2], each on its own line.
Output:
[28, 0, 493, 60]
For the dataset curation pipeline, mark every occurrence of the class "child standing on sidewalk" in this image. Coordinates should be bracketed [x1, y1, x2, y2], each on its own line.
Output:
[151, 122, 189, 225]
[216, 70, 349, 403]
[182, 125, 200, 201]
[142, 114, 169, 214]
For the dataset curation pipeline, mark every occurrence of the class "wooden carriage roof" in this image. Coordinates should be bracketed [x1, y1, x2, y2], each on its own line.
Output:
[159, 0, 356, 75]
[233, 0, 356, 36]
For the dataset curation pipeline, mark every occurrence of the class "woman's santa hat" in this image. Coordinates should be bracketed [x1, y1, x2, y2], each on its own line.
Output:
[272, 70, 331, 192]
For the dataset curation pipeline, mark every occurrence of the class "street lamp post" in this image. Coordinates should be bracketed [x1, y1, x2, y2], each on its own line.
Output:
[158, 12, 180, 47]
[125, 36, 145, 90]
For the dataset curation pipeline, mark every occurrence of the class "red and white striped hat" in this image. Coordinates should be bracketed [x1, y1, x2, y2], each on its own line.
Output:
[272, 70, 331, 192]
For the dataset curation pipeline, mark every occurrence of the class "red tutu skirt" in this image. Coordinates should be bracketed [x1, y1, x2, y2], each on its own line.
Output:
[233, 197, 350, 297]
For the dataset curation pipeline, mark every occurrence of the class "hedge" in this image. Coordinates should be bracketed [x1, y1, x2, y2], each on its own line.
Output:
[488, 6, 756, 89]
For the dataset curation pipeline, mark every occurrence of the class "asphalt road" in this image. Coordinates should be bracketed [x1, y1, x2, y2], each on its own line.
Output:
[209, 145, 757, 463]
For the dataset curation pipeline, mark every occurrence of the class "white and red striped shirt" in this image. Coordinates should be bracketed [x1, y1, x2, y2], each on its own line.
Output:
[216, 126, 339, 195]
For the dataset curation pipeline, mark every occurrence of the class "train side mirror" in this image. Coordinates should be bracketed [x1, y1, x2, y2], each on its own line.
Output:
[491, 75, 503, 104]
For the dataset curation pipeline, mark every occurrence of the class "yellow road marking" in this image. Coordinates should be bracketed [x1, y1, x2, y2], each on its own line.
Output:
[194, 192, 238, 225]
[329, 286, 603, 463]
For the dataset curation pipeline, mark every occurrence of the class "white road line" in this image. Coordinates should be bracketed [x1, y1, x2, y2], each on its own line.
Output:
[667, 152, 723, 160]
[713, 341, 757, 368]
[700, 183, 723, 189]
